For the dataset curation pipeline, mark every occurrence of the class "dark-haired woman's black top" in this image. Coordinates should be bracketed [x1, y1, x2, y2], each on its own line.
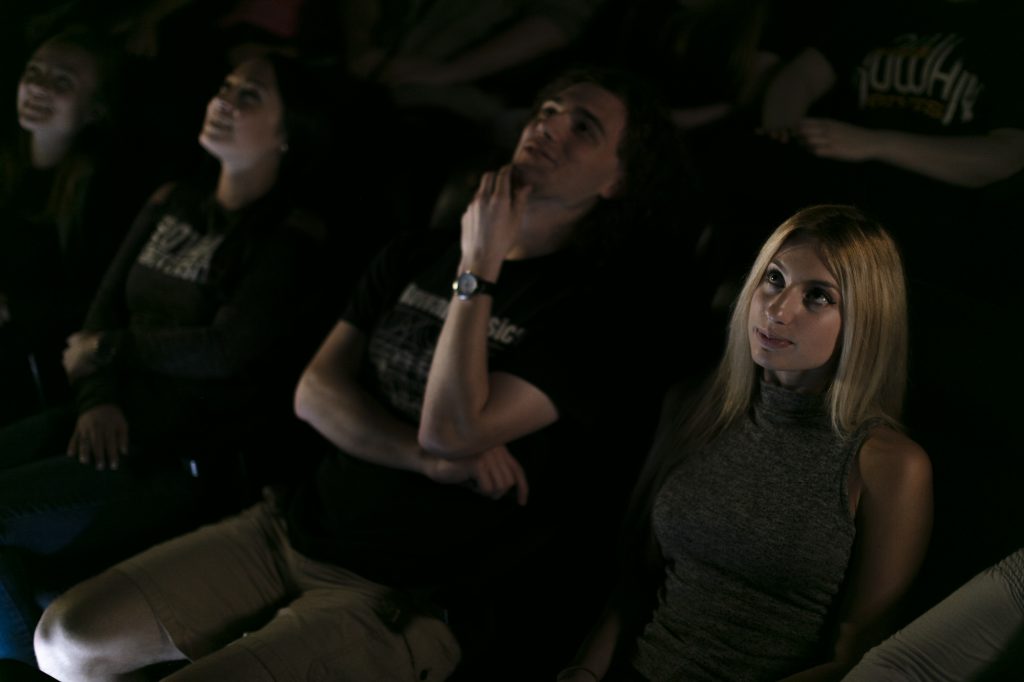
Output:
[73, 180, 326, 459]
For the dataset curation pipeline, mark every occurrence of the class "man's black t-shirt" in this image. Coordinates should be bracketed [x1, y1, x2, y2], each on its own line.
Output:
[286, 229, 627, 593]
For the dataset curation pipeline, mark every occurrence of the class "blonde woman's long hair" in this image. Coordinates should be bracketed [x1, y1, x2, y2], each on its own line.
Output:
[627, 205, 909, 543]
[716, 204, 906, 436]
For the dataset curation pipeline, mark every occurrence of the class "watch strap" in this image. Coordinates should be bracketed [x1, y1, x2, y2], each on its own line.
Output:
[452, 271, 497, 300]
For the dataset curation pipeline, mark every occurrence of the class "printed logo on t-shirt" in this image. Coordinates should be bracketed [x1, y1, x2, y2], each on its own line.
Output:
[398, 283, 527, 345]
[136, 215, 226, 283]
[365, 282, 528, 421]
[857, 32, 983, 126]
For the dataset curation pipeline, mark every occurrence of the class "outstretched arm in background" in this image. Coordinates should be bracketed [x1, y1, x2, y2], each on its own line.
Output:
[793, 120, 1024, 188]
[760, 47, 836, 134]
[761, 47, 1024, 188]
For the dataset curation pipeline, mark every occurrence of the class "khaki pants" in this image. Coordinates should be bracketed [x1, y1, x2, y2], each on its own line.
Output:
[115, 497, 461, 681]
[843, 548, 1024, 682]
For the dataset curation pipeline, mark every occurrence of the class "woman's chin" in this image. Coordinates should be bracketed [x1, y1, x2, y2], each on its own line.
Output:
[198, 133, 232, 159]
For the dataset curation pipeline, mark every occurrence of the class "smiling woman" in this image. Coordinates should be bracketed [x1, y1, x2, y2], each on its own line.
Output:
[0, 26, 135, 426]
[199, 58, 288, 172]
[16, 41, 101, 142]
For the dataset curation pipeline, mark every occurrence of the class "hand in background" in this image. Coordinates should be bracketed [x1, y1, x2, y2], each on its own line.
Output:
[795, 117, 879, 162]
[67, 404, 130, 471]
[63, 330, 103, 383]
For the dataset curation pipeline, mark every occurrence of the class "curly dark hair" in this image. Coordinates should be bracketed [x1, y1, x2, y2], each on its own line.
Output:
[530, 67, 704, 262]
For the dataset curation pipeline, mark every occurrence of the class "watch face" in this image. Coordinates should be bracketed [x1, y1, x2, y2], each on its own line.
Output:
[456, 272, 478, 299]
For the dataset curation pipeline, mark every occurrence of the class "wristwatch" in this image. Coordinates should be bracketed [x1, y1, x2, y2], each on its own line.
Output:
[452, 271, 496, 301]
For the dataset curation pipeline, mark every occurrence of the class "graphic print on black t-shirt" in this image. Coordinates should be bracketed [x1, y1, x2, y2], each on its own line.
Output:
[366, 281, 528, 422]
[857, 32, 983, 127]
[136, 214, 226, 283]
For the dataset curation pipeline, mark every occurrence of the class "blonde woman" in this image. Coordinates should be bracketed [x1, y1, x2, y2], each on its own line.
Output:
[560, 205, 933, 681]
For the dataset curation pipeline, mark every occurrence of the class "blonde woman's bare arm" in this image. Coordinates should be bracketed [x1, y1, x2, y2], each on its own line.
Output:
[781, 427, 934, 681]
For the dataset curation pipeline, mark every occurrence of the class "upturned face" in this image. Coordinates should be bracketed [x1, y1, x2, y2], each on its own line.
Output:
[511, 82, 626, 209]
[748, 237, 843, 393]
[199, 57, 286, 168]
[17, 40, 100, 138]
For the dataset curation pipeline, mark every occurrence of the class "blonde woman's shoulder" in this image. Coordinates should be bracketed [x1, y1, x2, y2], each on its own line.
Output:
[861, 426, 931, 482]
[855, 425, 932, 519]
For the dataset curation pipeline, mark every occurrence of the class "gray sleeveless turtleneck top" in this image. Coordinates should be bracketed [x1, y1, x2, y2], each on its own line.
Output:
[633, 382, 871, 681]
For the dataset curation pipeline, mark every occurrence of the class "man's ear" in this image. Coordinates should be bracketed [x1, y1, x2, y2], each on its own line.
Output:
[598, 168, 625, 199]
[277, 121, 289, 153]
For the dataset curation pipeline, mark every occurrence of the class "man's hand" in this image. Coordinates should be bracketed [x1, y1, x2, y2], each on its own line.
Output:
[460, 165, 531, 274]
[795, 118, 880, 162]
[67, 404, 130, 471]
[423, 445, 530, 506]
[63, 331, 103, 383]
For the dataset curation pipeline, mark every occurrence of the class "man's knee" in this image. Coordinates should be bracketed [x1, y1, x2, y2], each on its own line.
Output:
[35, 570, 171, 678]
[34, 582, 104, 677]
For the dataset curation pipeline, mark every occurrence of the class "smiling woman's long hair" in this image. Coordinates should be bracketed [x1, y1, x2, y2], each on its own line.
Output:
[1, 25, 118, 249]
[628, 205, 909, 532]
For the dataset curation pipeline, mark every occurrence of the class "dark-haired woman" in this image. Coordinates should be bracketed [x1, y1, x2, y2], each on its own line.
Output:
[0, 54, 333, 665]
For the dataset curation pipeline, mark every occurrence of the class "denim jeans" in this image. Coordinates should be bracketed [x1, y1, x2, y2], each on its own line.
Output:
[0, 408, 206, 664]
